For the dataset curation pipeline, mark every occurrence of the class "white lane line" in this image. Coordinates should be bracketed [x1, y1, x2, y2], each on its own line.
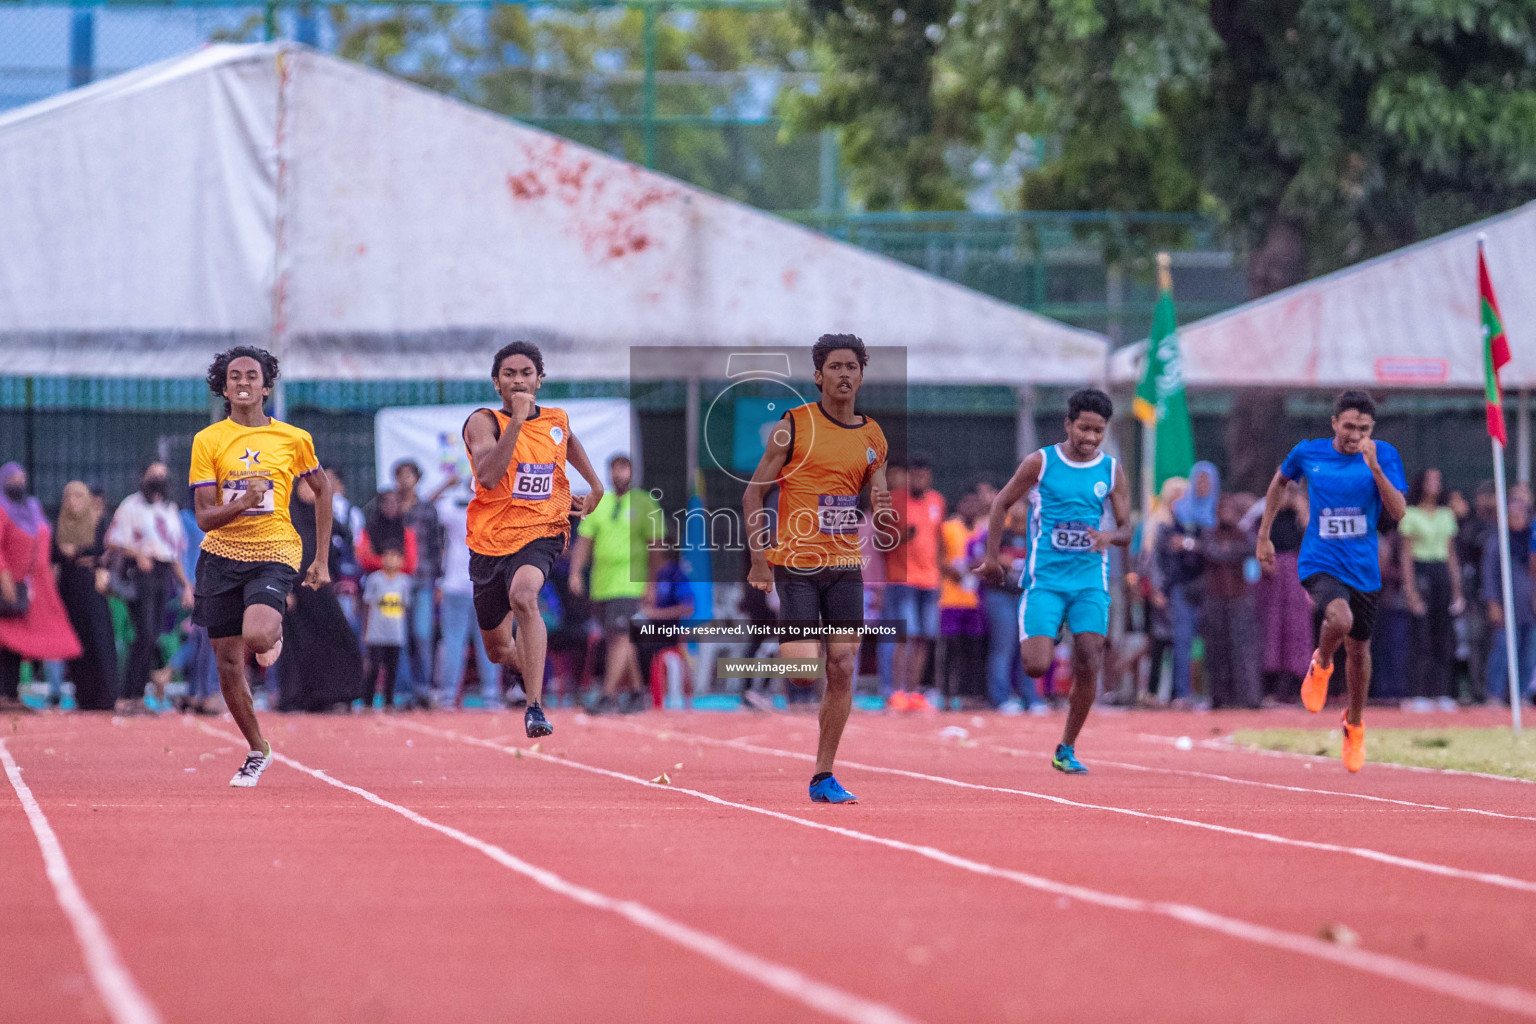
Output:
[595, 720, 1536, 897]
[990, 743, 1536, 824]
[194, 725, 918, 1024]
[844, 722, 1536, 824]
[0, 739, 163, 1024]
[400, 720, 1536, 1020]
[1137, 733, 1536, 786]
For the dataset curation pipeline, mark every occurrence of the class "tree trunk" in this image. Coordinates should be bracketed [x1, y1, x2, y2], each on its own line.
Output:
[1225, 214, 1307, 493]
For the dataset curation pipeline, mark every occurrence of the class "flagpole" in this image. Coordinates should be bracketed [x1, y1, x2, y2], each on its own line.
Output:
[1491, 437, 1523, 733]
[1140, 421, 1156, 516]
[1480, 232, 1523, 733]
[1142, 252, 1174, 515]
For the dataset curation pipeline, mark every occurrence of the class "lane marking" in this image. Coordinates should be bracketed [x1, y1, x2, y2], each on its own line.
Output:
[996, 744, 1536, 824]
[0, 739, 163, 1024]
[1137, 733, 1536, 786]
[596, 720, 1536, 896]
[400, 720, 1536, 1020]
[194, 725, 918, 1024]
[843, 722, 1536, 824]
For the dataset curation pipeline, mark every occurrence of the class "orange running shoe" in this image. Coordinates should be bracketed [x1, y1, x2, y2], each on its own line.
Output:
[1300, 650, 1333, 713]
[1341, 713, 1365, 773]
[887, 690, 911, 712]
[907, 691, 932, 712]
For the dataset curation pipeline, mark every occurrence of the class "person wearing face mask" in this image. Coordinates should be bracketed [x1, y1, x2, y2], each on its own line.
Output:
[106, 462, 193, 714]
[0, 464, 81, 711]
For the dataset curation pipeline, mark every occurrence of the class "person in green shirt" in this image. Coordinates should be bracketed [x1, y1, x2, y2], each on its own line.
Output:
[569, 455, 663, 713]
[1398, 467, 1464, 711]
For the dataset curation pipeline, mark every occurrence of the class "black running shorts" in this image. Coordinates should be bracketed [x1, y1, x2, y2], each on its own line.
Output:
[772, 564, 864, 631]
[193, 552, 299, 640]
[1302, 572, 1379, 643]
[469, 534, 567, 632]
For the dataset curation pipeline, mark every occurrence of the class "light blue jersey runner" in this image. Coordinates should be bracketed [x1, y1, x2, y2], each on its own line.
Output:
[1026, 444, 1116, 594]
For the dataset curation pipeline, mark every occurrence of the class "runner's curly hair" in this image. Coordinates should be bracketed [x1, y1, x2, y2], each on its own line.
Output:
[812, 333, 868, 372]
[492, 340, 545, 379]
[207, 346, 280, 415]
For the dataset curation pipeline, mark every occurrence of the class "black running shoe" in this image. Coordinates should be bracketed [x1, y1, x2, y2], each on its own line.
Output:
[525, 703, 553, 738]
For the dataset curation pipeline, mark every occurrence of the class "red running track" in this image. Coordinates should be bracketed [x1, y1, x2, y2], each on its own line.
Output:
[4, 706, 1535, 1023]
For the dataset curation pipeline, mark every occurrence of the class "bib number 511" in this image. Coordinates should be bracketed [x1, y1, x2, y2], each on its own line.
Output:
[1320, 516, 1365, 538]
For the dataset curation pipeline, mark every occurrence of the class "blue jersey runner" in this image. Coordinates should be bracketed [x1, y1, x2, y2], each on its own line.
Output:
[1280, 438, 1407, 592]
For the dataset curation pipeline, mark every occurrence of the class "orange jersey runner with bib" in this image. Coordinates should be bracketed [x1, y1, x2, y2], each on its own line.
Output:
[766, 402, 888, 571]
[463, 407, 573, 556]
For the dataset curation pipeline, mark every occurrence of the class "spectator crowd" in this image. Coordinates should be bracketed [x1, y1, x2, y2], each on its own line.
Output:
[2, 449, 1535, 716]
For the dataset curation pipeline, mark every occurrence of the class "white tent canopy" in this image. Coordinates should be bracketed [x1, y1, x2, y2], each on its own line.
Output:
[0, 43, 1107, 385]
[1111, 200, 1536, 389]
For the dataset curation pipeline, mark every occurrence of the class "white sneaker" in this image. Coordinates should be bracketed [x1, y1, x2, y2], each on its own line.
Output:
[230, 744, 273, 788]
[1436, 696, 1460, 712]
[743, 690, 776, 713]
[1027, 702, 1052, 716]
[255, 636, 283, 669]
[996, 699, 1025, 716]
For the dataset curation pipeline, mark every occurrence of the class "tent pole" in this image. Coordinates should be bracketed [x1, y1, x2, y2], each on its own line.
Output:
[641, 6, 658, 168]
[684, 375, 700, 497]
[1518, 390, 1530, 487]
[1015, 385, 1037, 462]
[23, 377, 35, 486]
[269, 47, 291, 418]
[68, 4, 94, 88]
[1105, 261, 1124, 347]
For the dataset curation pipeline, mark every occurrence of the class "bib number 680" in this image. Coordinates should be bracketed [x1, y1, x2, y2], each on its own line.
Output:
[511, 462, 555, 500]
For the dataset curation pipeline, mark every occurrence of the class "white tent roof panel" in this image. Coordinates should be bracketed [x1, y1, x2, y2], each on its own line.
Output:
[0, 43, 1107, 384]
[1112, 201, 1536, 390]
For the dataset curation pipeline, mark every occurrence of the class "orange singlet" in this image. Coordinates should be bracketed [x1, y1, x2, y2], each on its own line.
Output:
[463, 407, 572, 556]
[766, 401, 888, 571]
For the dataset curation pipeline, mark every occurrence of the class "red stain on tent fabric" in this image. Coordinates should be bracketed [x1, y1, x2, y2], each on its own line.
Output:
[505, 140, 676, 261]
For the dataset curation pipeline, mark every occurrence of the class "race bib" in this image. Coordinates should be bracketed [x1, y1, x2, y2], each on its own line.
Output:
[1319, 513, 1367, 540]
[1050, 521, 1096, 553]
[223, 478, 275, 516]
[818, 495, 859, 535]
[511, 462, 555, 501]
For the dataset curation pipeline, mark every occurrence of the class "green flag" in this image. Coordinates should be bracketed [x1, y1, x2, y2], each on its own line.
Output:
[1133, 286, 1196, 489]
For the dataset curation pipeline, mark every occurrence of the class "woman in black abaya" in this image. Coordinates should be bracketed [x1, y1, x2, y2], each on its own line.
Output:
[279, 476, 364, 711]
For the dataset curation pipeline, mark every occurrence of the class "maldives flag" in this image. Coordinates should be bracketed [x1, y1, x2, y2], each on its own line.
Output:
[1481, 241, 1511, 445]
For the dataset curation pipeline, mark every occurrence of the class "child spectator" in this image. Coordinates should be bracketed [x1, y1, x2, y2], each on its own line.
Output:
[937, 492, 986, 710]
[360, 546, 412, 710]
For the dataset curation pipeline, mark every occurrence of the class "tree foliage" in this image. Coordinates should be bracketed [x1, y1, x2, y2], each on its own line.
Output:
[323, 3, 817, 209]
[796, 0, 1536, 283]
